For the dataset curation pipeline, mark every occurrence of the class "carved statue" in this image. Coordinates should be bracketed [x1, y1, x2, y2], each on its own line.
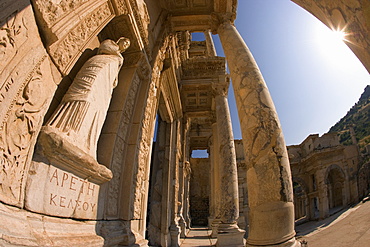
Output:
[46, 37, 130, 159]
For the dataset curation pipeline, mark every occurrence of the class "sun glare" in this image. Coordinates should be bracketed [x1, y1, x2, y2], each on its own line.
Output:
[313, 24, 355, 69]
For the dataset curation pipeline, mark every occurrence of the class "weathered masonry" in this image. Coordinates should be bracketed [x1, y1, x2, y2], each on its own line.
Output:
[0, 0, 369, 246]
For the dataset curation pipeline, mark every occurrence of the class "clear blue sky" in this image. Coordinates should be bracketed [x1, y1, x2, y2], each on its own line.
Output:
[211, 0, 370, 146]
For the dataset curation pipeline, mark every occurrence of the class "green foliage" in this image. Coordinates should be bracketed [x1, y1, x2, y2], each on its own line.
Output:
[329, 86, 370, 146]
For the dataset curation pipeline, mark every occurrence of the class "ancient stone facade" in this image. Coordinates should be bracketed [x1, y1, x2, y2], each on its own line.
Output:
[288, 133, 363, 221]
[0, 0, 369, 246]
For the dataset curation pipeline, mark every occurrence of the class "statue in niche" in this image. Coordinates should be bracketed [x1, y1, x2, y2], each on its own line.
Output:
[45, 37, 130, 159]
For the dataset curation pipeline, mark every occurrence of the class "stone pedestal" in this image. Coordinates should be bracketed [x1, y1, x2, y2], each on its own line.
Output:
[211, 218, 221, 238]
[217, 20, 299, 247]
[170, 224, 181, 247]
[25, 126, 112, 220]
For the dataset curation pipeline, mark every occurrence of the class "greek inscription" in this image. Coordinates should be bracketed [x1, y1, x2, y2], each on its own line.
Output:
[49, 168, 95, 195]
[47, 168, 98, 213]
[49, 193, 96, 212]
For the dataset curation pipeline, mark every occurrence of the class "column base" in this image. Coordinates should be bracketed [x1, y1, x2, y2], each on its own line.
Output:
[211, 219, 221, 238]
[170, 224, 181, 247]
[216, 223, 245, 247]
[246, 237, 302, 247]
[179, 217, 187, 238]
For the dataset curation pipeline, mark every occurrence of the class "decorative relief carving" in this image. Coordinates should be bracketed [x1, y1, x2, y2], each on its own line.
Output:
[130, 36, 172, 219]
[106, 54, 150, 217]
[49, 2, 114, 74]
[0, 9, 29, 75]
[31, 0, 90, 27]
[125, 0, 150, 59]
[0, 55, 51, 205]
[106, 71, 141, 216]
[111, 0, 129, 15]
[182, 57, 225, 78]
[212, 77, 230, 97]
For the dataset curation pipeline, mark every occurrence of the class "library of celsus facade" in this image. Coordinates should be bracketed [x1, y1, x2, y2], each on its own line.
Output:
[0, 0, 369, 246]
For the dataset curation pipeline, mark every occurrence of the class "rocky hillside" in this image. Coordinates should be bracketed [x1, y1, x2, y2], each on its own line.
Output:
[329, 85, 370, 152]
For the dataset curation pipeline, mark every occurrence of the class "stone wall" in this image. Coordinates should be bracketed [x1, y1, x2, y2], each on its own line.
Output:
[189, 158, 210, 226]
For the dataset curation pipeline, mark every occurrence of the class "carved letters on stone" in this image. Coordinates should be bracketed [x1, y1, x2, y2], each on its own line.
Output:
[25, 163, 100, 219]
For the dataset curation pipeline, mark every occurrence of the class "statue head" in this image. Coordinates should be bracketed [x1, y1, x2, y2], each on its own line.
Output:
[98, 37, 130, 55]
[116, 37, 131, 53]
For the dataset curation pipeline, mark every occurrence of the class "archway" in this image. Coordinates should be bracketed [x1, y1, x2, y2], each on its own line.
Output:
[293, 180, 308, 221]
[326, 165, 345, 212]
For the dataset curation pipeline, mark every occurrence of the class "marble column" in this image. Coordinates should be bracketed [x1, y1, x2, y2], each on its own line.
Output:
[170, 120, 181, 247]
[217, 20, 300, 247]
[213, 80, 245, 247]
[178, 161, 187, 238]
[210, 122, 221, 238]
[183, 161, 192, 229]
[208, 135, 215, 227]
[161, 121, 173, 247]
[317, 171, 329, 219]
[204, 30, 217, 57]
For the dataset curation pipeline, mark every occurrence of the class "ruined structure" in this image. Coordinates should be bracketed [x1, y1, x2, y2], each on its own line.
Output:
[288, 133, 361, 222]
[0, 0, 369, 246]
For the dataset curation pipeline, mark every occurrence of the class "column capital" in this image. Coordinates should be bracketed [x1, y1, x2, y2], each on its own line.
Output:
[211, 13, 235, 34]
[212, 77, 230, 97]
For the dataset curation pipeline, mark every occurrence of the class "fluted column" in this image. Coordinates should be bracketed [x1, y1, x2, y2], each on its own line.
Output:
[213, 79, 245, 247]
[217, 20, 300, 247]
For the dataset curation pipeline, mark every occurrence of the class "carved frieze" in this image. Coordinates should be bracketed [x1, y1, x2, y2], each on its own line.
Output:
[0, 8, 29, 76]
[0, 54, 56, 206]
[182, 57, 225, 79]
[106, 71, 141, 217]
[132, 79, 157, 219]
[48, 1, 115, 74]
[128, 0, 150, 52]
[110, 0, 129, 15]
[31, 0, 90, 27]
[0, 2, 58, 207]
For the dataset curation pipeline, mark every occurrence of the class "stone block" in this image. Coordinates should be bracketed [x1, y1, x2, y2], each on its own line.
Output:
[25, 160, 101, 219]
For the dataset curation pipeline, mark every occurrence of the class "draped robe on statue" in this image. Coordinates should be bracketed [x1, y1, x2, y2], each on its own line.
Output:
[47, 52, 123, 159]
